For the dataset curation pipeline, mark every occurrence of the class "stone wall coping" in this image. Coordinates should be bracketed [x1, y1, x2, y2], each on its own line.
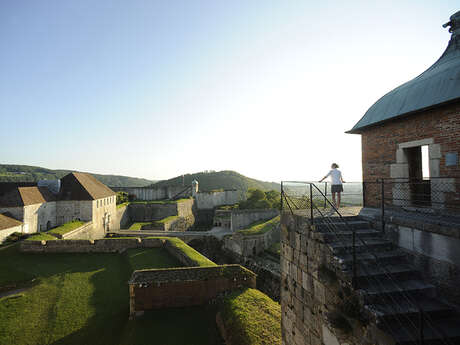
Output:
[129, 264, 256, 284]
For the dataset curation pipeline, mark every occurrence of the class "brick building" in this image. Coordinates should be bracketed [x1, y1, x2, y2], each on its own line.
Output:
[348, 11, 460, 211]
[0, 172, 116, 242]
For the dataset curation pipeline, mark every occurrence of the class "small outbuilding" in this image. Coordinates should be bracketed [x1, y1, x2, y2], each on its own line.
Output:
[348, 11, 460, 212]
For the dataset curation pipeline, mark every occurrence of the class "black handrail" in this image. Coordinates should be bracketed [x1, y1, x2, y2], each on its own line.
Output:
[281, 181, 454, 345]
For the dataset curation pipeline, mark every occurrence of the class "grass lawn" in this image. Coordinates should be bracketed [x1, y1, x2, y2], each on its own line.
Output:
[159, 237, 217, 267]
[0, 244, 222, 345]
[127, 222, 155, 230]
[237, 216, 280, 236]
[26, 233, 59, 241]
[220, 288, 281, 345]
[48, 220, 86, 236]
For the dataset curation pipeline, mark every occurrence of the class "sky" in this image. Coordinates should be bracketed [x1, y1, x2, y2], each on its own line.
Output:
[0, 1, 458, 183]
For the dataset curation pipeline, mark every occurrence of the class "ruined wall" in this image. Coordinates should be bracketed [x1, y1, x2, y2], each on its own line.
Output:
[129, 265, 256, 315]
[231, 209, 279, 232]
[195, 190, 241, 210]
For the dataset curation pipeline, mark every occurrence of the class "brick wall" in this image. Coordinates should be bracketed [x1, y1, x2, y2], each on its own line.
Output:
[359, 101, 460, 207]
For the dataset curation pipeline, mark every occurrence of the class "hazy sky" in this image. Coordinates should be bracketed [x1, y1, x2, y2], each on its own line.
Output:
[1, 1, 457, 182]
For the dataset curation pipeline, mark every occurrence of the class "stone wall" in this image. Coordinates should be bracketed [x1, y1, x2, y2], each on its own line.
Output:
[128, 203, 177, 222]
[223, 221, 280, 257]
[360, 207, 460, 306]
[231, 209, 279, 232]
[111, 186, 187, 201]
[128, 265, 256, 316]
[24, 202, 57, 234]
[0, 224, 23, 243]
[195, 190, 241, 210]
[20, 237, 165, 253]
[280, 213, 388, 345]
[59, 221, 94, 240]
[113, 205, 130, 230]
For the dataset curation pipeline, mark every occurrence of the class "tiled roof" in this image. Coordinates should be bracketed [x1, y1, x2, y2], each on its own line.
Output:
[0, 212, 22, 231]
[348, 11, 460, 133]
[60, 172, 115, 200]
[0, 186, 55, 207]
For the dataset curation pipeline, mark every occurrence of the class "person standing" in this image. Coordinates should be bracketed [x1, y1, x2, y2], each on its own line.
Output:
[319, 163, 345, 208]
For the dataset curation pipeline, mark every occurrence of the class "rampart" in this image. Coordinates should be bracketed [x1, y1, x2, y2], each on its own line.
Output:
[223, 221, 280, 257]
[128, 264, 256, 317]
[195, 190, 241, 210]
[111, 186, 186, 201]
[230, 209, 279, 232]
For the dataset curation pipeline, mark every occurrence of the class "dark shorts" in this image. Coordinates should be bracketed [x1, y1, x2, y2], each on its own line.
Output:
[331, 184, 343, 193]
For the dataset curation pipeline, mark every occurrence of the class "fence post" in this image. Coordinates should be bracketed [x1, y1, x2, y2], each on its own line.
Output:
[352, 228, 357, 289]
[362, 182, 366, 208]
[324, 182, 327, 209]
[281, 181, 284, 212]
[381, 179, 385, 234]
[310, 183, 314, 223]
[419, 309, 424, 345]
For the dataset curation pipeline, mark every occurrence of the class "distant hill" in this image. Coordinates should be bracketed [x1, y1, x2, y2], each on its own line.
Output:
[153, 170, 280, 192]
[0, 164, 155, 187]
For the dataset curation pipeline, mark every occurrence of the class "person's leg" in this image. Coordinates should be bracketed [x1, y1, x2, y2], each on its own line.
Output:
[332, 192, 336, 207]
[337, 192, 341, 208]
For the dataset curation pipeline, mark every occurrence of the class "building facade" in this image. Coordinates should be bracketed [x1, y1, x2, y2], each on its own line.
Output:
[0, 172, 116, 241]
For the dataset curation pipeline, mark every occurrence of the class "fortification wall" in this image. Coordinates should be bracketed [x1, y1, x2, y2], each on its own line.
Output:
[128, 203, 177, 221]
[231, 209, 279, 232]
[113, 205, 130, 230]
[195, 190, 241, 210]
[223, 221, 280, 257]
[20, 237, 165, 253]
[111, 186, 187, 201]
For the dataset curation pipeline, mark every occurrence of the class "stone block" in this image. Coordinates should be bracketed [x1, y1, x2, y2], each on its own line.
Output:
[322, 325, 340, 345]
[313, 279, 326, 304]
[429, 158, 440, 178]
[395, 148, 408, 163]
[429, 143, 442, 159]
[390, 163, 409, 178]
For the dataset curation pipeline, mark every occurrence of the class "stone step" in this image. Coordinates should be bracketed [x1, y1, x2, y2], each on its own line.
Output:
[313, 220, 371, 231]
[342, 263, 421, 286]
[358, 279, 436, 303]
[378, 315, 460, 345]
[313, 228, 381, 243]
[328, 238, 394, 255]
[334, 250, 407, 269]
[367, 296, 456, 324]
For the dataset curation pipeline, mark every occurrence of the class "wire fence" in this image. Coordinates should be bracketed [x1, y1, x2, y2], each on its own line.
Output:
[364, 178, 460, 216]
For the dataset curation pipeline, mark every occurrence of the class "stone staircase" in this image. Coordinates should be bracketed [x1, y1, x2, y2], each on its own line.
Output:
[313, 216, 460, 345]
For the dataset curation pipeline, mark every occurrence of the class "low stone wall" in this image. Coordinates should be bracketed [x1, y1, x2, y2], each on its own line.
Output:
[111, 186, 187, 201]
[223, 221, 280, 257]
[231, 209, 279, 232]
[20, 237, 165, 253]
[128, 264, 256, 316]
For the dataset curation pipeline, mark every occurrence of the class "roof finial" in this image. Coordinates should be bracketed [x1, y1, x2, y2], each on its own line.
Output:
[442, 10, 460, 35]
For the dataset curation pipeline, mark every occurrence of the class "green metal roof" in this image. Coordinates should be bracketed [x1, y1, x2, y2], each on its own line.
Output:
[348, 11, 460, 134]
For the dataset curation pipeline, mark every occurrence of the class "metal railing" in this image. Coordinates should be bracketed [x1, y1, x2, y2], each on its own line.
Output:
[281, 181, 454, 345]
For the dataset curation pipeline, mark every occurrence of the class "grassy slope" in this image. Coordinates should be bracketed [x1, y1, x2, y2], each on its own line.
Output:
[237, 216, 280, 236]
[153, 170, 280, 192]
[26, 233, 58, 241]
[220, 288, 281, 345]
[0, 244, 221, 345]
[48, 220, 85, 236]
[0, 164, 155, 187]
[162, 237, 217, 267]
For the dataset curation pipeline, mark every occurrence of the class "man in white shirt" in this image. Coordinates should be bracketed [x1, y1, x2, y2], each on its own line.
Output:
[319, 163, 345, 208]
